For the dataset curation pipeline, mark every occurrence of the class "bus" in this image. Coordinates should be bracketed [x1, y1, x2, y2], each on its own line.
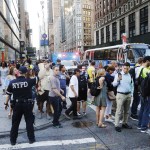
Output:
[84, 43, 150, 68]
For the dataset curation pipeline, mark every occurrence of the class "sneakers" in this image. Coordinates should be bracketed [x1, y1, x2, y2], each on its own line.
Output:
[122, 124, 132, 129]
[105, 118, 114, 123]
[115, 126, 122, 132]
[77, 112, 82, 116]
[130, 114, 138, 121]
[64, 112, 71, 119]
[141, 128, 148, 133]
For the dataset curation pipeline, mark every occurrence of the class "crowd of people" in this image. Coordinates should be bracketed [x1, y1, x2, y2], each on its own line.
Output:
[0, 56, 150, 145]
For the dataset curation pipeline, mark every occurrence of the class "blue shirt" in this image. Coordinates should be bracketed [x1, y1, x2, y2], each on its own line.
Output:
[59, 72, 66, 88]
[113, 71, 134, 94]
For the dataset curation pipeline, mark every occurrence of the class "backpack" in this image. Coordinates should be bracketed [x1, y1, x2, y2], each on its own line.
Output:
[78, 73, 87, 91]
[140, 73, 150, 98]
[90, 77, 101, 97]
[137, 68, 144, 86]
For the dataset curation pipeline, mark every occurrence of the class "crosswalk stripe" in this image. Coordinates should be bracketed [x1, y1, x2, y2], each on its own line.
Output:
[0, 138, 96, 150]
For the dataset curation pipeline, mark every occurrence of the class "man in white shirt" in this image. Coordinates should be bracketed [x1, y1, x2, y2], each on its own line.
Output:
[64, 69, 80, 119]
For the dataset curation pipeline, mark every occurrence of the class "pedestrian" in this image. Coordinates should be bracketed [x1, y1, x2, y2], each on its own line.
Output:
[0, 61, 9, 94]
[87, 61, 96, 88]
[49, 66, 65, 128]
[5, 67, 18, 119]
[38, 60, 53, 119]
[77, 65, 88, 116]
[92, 69, 107, 128]
[137, 56, 150, 133]
[56, 59, 61, 67]
[59, 65, 70, 109]
[5, 66, 38, 145]
[113, 62, 133, 132]
[26, 68, 37, 111]
[64, 69, 81, 119]
[105, 66, 115, 122]
[130, 57, 143, 121]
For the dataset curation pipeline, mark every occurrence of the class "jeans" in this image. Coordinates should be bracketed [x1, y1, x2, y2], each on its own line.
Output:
[131, 89, 140, 116]
[65, 97, 78, 116]
[49, 96, 62, 126]
[138, 96, 150, 130]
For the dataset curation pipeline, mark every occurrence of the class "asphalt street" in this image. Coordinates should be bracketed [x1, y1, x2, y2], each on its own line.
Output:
[0, 87, 150, 150]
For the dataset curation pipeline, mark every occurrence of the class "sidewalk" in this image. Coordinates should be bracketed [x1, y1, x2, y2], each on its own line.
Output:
[0, 87, 52, 135]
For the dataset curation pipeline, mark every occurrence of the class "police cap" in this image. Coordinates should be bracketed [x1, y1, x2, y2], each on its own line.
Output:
[19, 66, 28, 74]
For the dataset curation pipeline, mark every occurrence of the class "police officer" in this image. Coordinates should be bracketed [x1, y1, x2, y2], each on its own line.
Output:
[5, 66, 38, 145]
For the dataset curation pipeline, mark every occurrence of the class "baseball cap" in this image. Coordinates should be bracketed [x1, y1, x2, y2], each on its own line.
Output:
[19, 66, 28, 74]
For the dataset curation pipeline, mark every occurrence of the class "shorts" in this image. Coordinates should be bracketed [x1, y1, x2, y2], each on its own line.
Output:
[78, 90, 87, 101]
[37, 90, 49, 102]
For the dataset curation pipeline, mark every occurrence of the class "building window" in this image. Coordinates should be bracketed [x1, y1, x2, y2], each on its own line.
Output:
[112, 22, 117, 42]
[106, 25, 110, 42]
[129, 13, 135, 37]
[96, 30, 99, 45]
[101, 28, 104, 44]
[140, 6, 148, 35]
[120, 18, 125, 39]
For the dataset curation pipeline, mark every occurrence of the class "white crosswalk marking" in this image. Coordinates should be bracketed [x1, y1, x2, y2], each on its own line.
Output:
[0, 138, 96, 150]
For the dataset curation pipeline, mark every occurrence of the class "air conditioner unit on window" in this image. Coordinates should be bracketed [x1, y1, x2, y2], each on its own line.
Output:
[101, 19, 104, 25]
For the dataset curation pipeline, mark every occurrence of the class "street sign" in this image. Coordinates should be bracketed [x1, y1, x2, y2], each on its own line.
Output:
[42, 33, 47, 39]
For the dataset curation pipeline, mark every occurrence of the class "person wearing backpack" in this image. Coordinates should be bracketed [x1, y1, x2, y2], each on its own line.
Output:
[77, 65, 88, 116]
[113, 62, 134, 132]
[137, 56, 150, 133]
[92, 68, 107, 128]
[129, 57, 143, 121]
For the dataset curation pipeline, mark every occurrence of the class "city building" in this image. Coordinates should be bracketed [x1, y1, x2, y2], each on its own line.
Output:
[18, 0, 31, 48]
[94, 0, 150, 47]
[0, 0, 20, 61]
[64, 0, 95, 57]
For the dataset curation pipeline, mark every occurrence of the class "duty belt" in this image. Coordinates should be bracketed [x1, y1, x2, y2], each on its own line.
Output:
[15, 99, 33, 103]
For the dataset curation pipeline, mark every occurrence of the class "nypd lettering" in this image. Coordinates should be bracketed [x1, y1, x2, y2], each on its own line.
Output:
[12, 82, 28, 89]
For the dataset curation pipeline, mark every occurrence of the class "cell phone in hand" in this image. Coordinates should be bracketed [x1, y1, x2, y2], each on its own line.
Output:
[118, 72, 122, 80]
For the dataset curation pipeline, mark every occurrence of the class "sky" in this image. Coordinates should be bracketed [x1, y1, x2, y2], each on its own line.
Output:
[26, 0, 48, 50]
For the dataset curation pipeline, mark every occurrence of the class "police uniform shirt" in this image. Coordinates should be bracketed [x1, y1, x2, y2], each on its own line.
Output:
[6, 76, 38, 100]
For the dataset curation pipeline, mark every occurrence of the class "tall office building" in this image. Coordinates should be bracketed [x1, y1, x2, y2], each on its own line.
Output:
[94, 0, 150, 47]
[64, 0, 95, 55]
[0, 0, 20, 60]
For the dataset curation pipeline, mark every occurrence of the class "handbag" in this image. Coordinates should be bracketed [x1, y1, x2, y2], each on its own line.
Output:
[107, 91, 116, 101]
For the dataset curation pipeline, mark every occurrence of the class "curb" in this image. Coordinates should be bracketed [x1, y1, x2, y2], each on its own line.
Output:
[0, 116, 66, 138]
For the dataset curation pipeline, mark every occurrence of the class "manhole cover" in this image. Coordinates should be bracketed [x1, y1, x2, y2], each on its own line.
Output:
[72, 121, 93, 128]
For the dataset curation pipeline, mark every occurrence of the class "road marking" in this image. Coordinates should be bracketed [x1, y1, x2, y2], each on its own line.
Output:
[89, 104, 96, 111]
[0, 138, 96, 150]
